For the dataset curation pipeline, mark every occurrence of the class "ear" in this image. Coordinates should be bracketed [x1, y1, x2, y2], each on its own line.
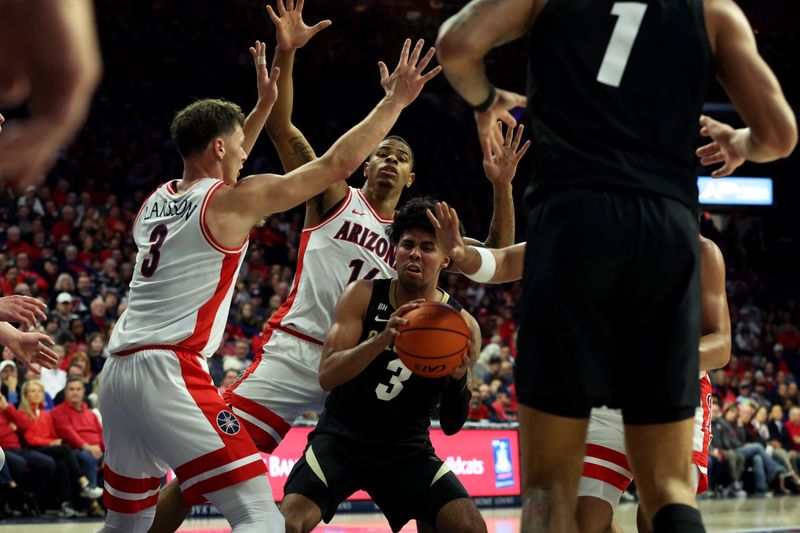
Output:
[363, 160, 370, 177]
[406, 172, 416, 188]
[213, 138, 225, 160]
[442, 255, 451, 270]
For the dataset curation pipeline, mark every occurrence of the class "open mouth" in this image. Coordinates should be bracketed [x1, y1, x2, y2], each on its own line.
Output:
[406, 264, 422, 274]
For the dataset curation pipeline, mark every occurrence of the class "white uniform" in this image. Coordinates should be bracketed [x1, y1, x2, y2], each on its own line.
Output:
[102, 178, 267, 513]
[578, 372, 713, 507]
[225, 187, 396, 452]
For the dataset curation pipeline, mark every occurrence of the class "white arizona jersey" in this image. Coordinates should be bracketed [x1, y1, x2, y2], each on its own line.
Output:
[109, 178, 247, 358]
[267, 187, 397, 342]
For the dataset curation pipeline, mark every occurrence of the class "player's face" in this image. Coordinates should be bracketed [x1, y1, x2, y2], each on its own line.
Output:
[363, 140, 415, 193]
[395, 228, 449, 291]
[221, 126, 247, 185]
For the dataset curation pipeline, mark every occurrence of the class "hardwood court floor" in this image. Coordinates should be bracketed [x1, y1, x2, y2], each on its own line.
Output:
[1, 497, 799, 532]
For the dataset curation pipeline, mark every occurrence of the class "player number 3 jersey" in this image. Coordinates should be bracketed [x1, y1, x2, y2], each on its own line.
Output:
[108, 178, 248, 358]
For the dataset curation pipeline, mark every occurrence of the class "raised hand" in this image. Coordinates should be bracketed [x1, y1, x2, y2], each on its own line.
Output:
[0, 113, 4, 134]
[426, 201, 466, 264]
[696, 115, 746, 178]
[0, 295, 48, 330]
[483, 122, 531, 187]
[379, 39, 442, 110]
[267, 0, 332, 51]
[475, 89, 526, 158]
[249, 40, 280, 109]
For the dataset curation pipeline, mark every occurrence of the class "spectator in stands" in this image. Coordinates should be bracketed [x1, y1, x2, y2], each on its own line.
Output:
[51, 376, 105, 517]
[85, 332, 108, 375]
[68, 319, 88, 353]
[17, 380, 102, 517]
[39, 345, 67, 399]
[0, 393, 54, 516]
[51, 293, 78, 335]
[218, 370, 240, 396]
[53, 363, 86, 406]
[0, 360, 20, 405]
[712, 404, 748, 496]
[786, 406, 800, 452]
[468, 388, 490, 421]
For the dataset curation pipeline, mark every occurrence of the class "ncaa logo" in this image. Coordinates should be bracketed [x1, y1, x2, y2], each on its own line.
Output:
[216, 410, 241, 435]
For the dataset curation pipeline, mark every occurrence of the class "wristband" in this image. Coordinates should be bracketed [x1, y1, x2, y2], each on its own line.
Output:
[472, 85, 496, 113]
[463, 246, 496, 283]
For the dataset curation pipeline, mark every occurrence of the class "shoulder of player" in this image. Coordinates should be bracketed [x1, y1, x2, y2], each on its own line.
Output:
[337, 279, 375, 315]
[702, 0, 751, 52]
[699, 236, 724, 267]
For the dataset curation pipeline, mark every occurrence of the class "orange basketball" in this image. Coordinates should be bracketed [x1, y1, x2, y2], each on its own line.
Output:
[395, 301, 470, 378]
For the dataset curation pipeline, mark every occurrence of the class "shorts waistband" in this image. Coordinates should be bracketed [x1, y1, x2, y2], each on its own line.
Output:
[113, 344, 202, 357]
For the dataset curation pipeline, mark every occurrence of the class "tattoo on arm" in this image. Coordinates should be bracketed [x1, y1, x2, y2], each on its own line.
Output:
[520, 488, 554, 533]
[289, 136, 315, 165]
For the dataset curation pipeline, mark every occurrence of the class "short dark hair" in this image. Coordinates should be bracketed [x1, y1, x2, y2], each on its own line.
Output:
[386, 196, 465, 245]
[170, 98, 245, 158]
[66, 375, 84, 386]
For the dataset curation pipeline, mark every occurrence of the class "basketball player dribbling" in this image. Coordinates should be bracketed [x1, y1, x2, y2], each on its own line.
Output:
[99, 37, 442, 533]
[280, 197, 485, 533]
[437, 0, 796, 530]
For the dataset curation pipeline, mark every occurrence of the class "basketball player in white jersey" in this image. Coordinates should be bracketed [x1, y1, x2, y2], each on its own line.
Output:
[99, 37, 442, 533]
[427, 203, 731, 533]
[224, 0, 528, 451]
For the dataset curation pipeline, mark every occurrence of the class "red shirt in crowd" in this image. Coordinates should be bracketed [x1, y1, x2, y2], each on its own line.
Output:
[51, 401, 104, 451]
[786, 420, 800, 452]
[0, 403, 30, 449]
[20, 405, 60, 447]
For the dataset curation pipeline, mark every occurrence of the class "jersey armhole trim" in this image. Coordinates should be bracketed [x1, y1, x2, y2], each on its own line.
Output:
[303, 187, 354, 233]
[200, 181, 249, 254]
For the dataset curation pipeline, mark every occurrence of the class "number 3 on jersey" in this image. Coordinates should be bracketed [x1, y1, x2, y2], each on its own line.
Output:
[141, 224, 168, 278]
[375, 358, 412, 401]
[597, 2, 647, 87]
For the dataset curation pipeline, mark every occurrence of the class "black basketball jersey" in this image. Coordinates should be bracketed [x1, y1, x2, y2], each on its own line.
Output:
[524, 0, 714, 210]
[314, 278, 464, 454]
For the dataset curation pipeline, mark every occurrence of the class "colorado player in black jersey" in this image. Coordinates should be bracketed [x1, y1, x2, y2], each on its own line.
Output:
[436, 1, 797, 532]
[280, 197, 486, 533]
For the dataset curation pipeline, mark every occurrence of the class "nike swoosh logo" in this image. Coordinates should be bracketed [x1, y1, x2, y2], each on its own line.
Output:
[374, 315, 389, 322]
[352, 209, 366, 216]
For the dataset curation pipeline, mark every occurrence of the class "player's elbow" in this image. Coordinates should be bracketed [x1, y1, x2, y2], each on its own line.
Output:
[754, 114, 798, 159]
[318, 366, 336, 392]
[436, 27, 477, 69]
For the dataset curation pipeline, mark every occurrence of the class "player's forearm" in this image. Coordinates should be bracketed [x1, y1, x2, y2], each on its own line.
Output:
[242, 101, 275, 155]
[454, 244, 523, 284]
[319, 336, 387, 391]
[0, 322, 19, 345]
[265, 48, 296, 136]
[484, 183, 514, 248]
[436, 12, 494, 107]
[699, 332, 731, 372]
[439, 375, 470, 435]
[733, 126, 797, 163]
[320, 97, 404, 179]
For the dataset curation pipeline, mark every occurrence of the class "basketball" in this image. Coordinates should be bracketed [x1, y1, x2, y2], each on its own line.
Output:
[395, 301, 470, 378]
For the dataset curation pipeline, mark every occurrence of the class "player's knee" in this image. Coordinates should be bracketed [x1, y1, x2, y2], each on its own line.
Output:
[100, 508, 157, 533]
[436, 500, 486, 533]
[280, 494, 320, 533]
[576, 497, 614, 533]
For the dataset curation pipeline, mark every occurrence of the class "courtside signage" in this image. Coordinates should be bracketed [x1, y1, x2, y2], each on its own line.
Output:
[698, 177, 773, 206]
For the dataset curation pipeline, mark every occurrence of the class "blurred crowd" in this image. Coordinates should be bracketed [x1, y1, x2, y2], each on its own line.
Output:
[1, 0, 798, 518]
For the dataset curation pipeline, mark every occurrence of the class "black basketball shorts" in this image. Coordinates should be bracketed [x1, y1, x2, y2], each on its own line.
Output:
[515, 187, 700, 425]
[284, 432, 471, 531]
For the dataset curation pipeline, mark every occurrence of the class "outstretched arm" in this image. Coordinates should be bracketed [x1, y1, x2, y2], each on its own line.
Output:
[264, 0, 331, 171]
[211, 39, 442, 235]
[428, 201, 525, 283]
[242, 40, 280, 156]
[436, 0, 537, 155]
[0, 322, 59, 373]
[699, 237, 731, 372]
[696, 0, 797, 177]
[480, 122, 531, 247]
